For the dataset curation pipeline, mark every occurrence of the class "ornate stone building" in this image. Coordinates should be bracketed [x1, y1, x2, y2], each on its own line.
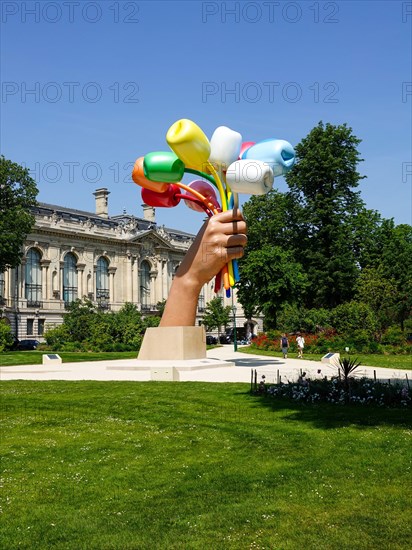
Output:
[0, 188, 258, 340]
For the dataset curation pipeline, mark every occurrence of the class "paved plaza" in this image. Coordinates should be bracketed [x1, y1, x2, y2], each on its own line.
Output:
[0, 346, 410, 384]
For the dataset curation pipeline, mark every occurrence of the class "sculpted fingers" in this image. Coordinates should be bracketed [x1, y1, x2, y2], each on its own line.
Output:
[227, 233, 248, 249]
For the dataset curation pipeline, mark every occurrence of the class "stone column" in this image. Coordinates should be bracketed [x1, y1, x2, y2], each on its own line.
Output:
[108, 267, 116, 303]
[92, 266, 97, 301]
[132, 257, 139, 303]
[5, 268, 10, 302]
[86, 272, 92, 295]
[150, 270, 158, 306]
[59, 261, 65, 301]
[136, 264, 140, 305]
[162, 259, 168, 300]
[20, 259, 26, 300]
[40, 260, 51, 301]
[77, 263, 86, 300]
[154, 259, 163, 303]
[126, 254, 133, 302]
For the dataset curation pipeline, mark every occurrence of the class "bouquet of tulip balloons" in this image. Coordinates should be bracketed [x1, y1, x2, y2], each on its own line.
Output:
[132, 119, 295, 297]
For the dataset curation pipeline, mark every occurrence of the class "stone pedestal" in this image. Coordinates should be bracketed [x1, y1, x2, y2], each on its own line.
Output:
[150, 366, 179, 381]
[138, 326, 206, 361]
[321, 352, 340, 367]
[42, 354, 62, 366]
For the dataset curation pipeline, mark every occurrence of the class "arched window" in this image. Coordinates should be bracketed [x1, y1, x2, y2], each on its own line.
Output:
[25, 249, 42, 306]
[140, 261, 151, 311]
[96, 257, 109, 308]
[63, 252, 77, 305]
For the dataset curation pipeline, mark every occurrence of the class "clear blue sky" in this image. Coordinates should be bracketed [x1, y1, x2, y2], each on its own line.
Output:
[1, 0, 411, 234]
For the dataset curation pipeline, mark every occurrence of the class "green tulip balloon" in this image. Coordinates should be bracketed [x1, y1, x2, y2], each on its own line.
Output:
[143, 151, 185, 184]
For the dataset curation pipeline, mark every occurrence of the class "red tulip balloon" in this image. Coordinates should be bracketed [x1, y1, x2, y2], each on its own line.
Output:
[141, 184, 181, 208]
[183, 180, 220, 213]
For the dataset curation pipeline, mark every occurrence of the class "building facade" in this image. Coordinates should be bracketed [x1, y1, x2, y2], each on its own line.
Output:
[0, 188, 261, 341]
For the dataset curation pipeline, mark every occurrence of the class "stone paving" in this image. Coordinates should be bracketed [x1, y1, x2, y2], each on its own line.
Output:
[0, 346, 410, 384]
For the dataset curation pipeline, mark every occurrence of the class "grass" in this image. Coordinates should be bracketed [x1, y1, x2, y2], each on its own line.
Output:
[0, 346, 221, 367]
[1, 381, 411, 549]
[238, 346, 412, 370]
[0, 351, 138, 367]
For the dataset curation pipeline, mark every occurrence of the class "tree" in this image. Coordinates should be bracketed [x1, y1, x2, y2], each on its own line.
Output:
[0, 156, 38, 272]
[285, 122, 367, 308]
[237, 246, 308, 329]
[330, 301, 377, 338]
[45, 300, 157, 351]
[237, 189, 308, 328]
[201, 297, 231, 336]
[156, 299, 167, 317]
[355, 267, 399, 334]
[63, 298, 98, 342]
[378, 223, 412, 330]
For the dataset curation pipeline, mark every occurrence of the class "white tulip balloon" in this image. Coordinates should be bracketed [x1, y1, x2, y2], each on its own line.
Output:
[208, 126, 242, 171]
[226, 160, 274, 195]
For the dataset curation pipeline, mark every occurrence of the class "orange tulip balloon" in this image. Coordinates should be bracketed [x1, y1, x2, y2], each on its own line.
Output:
[132, 157, 168, 193]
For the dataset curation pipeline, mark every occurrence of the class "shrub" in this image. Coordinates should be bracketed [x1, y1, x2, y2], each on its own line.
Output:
[44, 324, 70, 350]
[348, 329, 373, 353]
[277, 304, 332, 334]
[43, 300, 150, 352]
[381, 326, 406, 346]
[0, 320, 13, 352]
[330, 301, 377, 338]
[60, 342, 83, 352]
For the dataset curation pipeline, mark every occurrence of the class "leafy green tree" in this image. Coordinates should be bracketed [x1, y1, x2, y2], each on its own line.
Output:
[351, 208, 385, 269]
[238, 246, 308, 329]
[277, 304, 331, 334]
[155, 299, 167, 317]
[63, 298, 97, 343]
[44, 324, 70, 350]
[378, 223, 412, 329]
[355, 267, 398, 334]
[330, 301, 377, 338]
[201, 297, 231, 336]
[237, 189, 308, 328]
[240, 189, 297, 251]
[0, 156, 38, 272]
[285, 122, 367, 308]
[45, 300, 159, 351]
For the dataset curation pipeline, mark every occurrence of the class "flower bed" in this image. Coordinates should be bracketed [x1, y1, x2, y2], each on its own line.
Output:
[250, 331, 412, 355]
[256, 377, 411, 408]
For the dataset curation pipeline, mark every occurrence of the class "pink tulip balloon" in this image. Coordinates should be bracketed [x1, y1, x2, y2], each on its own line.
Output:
[239, 141, 255, 159]
[183, 180, 220, 213]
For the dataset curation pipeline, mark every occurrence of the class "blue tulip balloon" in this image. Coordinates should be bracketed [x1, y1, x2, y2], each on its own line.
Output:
[241, 139, 295, 176]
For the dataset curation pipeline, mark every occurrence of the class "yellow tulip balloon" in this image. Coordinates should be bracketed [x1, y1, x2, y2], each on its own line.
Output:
[166, 119, 211, 171]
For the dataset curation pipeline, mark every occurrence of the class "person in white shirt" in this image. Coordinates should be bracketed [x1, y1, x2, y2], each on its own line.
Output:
[296, 333, 305, 358]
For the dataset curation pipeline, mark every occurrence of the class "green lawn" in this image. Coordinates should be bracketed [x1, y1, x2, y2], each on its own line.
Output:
[239, 346, 412, 370]
[1, 381, 411, 549]
[0, 347, 221, 367]
[0, 351, 138, 367]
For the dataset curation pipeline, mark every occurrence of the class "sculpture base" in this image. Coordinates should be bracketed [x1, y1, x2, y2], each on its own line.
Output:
[321, 352, 340, 367]
[138, 326, 206, 361]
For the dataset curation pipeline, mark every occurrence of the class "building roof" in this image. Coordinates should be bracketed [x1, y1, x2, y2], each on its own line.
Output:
[33, 202, 195, 238]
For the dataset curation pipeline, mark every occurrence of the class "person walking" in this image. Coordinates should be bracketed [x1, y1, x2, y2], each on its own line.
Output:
[280, 333, 289, 359]
[296, 332, 305, 358]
